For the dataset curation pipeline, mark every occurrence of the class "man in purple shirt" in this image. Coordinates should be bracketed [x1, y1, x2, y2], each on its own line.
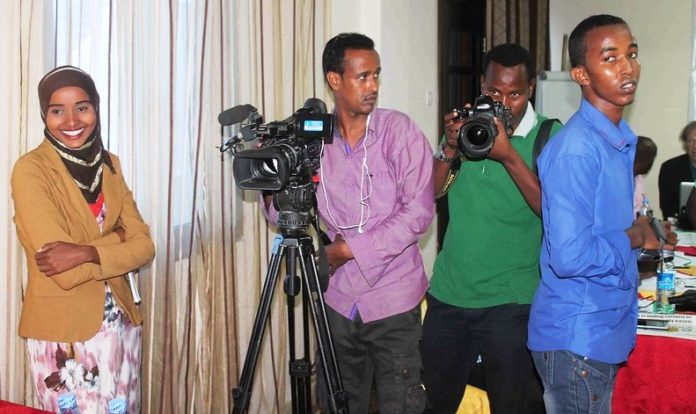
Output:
[318, 33, 433, 413]
[265, 32, 434, 412]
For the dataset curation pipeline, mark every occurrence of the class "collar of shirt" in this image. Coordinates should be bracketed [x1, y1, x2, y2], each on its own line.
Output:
[511, 101, 536, 138]
[578, 98, 635, 152]
[332, 109, 378, 154]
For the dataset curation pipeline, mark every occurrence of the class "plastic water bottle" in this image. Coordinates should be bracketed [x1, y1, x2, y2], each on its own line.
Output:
[639, 195, 652, 217]
[108, 397, 128, 414]
[656, 259, 676, 314]
[57, 392, 81, 414]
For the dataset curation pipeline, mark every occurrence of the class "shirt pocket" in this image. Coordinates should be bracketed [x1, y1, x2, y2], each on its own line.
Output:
[370, 169, 398, 207]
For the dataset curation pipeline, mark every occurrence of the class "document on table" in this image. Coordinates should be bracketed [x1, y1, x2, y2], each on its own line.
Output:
[676, 230, 696, 246]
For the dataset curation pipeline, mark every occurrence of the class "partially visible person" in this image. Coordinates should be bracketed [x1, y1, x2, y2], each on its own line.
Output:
[633, 135, 657, 214]
[12, 66, 155, 413]
[262, 33, 433, 413]
[423, 43, 560, 414]
[528, 14, 676, 413]
[658, 121, 696, 220]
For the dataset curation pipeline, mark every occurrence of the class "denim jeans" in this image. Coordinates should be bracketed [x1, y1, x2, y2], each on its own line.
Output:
[531, 350, 619, 414]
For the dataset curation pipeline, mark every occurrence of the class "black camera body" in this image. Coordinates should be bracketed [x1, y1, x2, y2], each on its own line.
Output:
[453, 95, 513, 158]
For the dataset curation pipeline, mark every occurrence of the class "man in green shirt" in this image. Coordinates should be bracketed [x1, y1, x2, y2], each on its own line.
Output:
[423, 44, 561, 414]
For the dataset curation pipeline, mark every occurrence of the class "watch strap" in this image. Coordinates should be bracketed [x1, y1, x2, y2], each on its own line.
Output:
[434, 143, 458, 164]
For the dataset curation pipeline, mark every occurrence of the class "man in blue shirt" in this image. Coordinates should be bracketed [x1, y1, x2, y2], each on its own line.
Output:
[528, 14, 676, 413]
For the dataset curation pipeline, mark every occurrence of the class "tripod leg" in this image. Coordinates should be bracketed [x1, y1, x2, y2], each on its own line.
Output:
[283, 242, 312, 414]
[232, 236, 286, 414]
[297, 238, 348, 414]
[300, 275, 312, 408]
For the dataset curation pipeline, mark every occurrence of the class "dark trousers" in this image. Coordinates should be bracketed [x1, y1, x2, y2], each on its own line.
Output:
[422, 293, 544, 414]
[317, 306, 426, 414]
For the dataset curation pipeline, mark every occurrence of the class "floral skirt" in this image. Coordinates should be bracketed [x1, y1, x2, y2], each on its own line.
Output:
[26, 287, 142, 413]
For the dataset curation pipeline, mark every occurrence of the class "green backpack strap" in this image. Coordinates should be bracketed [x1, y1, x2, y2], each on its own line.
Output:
[532, 118, 560, 174]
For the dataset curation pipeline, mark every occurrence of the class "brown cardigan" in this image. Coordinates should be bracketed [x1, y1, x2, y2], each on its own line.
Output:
[12, 139, 155, 342]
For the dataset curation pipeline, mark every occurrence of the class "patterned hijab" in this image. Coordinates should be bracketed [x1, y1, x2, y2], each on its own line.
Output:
[38, 65, 115, 203]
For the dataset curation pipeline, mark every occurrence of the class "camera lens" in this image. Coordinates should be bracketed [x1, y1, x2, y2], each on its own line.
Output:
[258, 159, 279, 175]
[465, 125, 490, 146]
[457, 117, 497, 159]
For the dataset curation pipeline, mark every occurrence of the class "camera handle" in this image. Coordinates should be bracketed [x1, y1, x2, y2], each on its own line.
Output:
[231, 233, 348, 414]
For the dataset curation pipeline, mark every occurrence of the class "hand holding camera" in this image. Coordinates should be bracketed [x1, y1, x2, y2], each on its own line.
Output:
[485, 116, 515, 163]
[452, 95, 513, 159]
[443, 111, 464, 154]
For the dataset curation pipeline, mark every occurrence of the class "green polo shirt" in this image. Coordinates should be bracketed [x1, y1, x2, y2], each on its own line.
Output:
[430, 113, 561, 308]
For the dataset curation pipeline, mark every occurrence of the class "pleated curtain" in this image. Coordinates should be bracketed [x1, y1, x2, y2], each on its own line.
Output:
[1, 1, 331, 412]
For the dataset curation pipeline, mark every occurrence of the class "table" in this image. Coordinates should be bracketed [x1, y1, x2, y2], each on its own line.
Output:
[0, 400, 53, 413]
[617, 250, 696, 413]
[612, 334, 696, 413]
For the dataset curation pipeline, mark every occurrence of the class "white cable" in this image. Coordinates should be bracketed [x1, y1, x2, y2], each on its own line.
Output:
[321, 113, 372, 233]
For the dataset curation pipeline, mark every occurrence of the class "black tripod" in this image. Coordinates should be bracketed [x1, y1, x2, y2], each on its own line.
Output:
[232, 208, 348, 414]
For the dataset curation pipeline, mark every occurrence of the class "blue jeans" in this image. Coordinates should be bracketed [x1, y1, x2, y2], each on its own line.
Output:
[531, 350, 619, 414]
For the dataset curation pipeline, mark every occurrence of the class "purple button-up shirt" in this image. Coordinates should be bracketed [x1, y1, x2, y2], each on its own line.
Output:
[263, 108, 434, 322]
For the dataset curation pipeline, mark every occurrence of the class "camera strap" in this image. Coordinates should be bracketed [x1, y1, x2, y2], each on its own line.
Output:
[435, 156, 462, 199]
[532, 118, 560, 175]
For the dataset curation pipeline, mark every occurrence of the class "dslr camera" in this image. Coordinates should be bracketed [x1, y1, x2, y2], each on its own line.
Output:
[453, 95, 513, 158]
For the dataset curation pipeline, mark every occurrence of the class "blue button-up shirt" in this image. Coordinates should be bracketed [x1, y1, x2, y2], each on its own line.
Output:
[263, 108, 434, 322]
[528, 98, 638, 364]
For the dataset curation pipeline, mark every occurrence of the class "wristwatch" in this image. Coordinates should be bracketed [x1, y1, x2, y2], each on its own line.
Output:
[434, 143, 458, 164]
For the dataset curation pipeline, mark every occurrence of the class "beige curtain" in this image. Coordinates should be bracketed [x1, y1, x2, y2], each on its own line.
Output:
[230, 2, 332, 412]
[486, 0, 550, 74]
[0, 0, 48, 406]
[1, 0, 331, 412]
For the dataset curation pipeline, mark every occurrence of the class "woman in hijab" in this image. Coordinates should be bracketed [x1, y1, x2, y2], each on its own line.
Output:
[11, 65, 155, 413]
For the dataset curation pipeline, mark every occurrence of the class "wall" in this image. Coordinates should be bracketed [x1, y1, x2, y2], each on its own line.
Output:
[549, 0, 695, 214]
[331, 0, 440, 275]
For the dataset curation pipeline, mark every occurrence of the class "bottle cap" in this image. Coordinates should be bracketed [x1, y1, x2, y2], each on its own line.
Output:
[108, 397, 128, 414]
[57, 393, 78, 410]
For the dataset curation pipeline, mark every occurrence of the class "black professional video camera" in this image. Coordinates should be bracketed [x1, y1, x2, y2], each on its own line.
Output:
[218, 98, 333, 191]
[218, 98, 333, 233]
[453, 95, 513, 158]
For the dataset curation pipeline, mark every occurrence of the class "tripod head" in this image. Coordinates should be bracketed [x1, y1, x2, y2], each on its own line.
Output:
[272, 180, 315, 237]
[269, 178, 332, 295]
